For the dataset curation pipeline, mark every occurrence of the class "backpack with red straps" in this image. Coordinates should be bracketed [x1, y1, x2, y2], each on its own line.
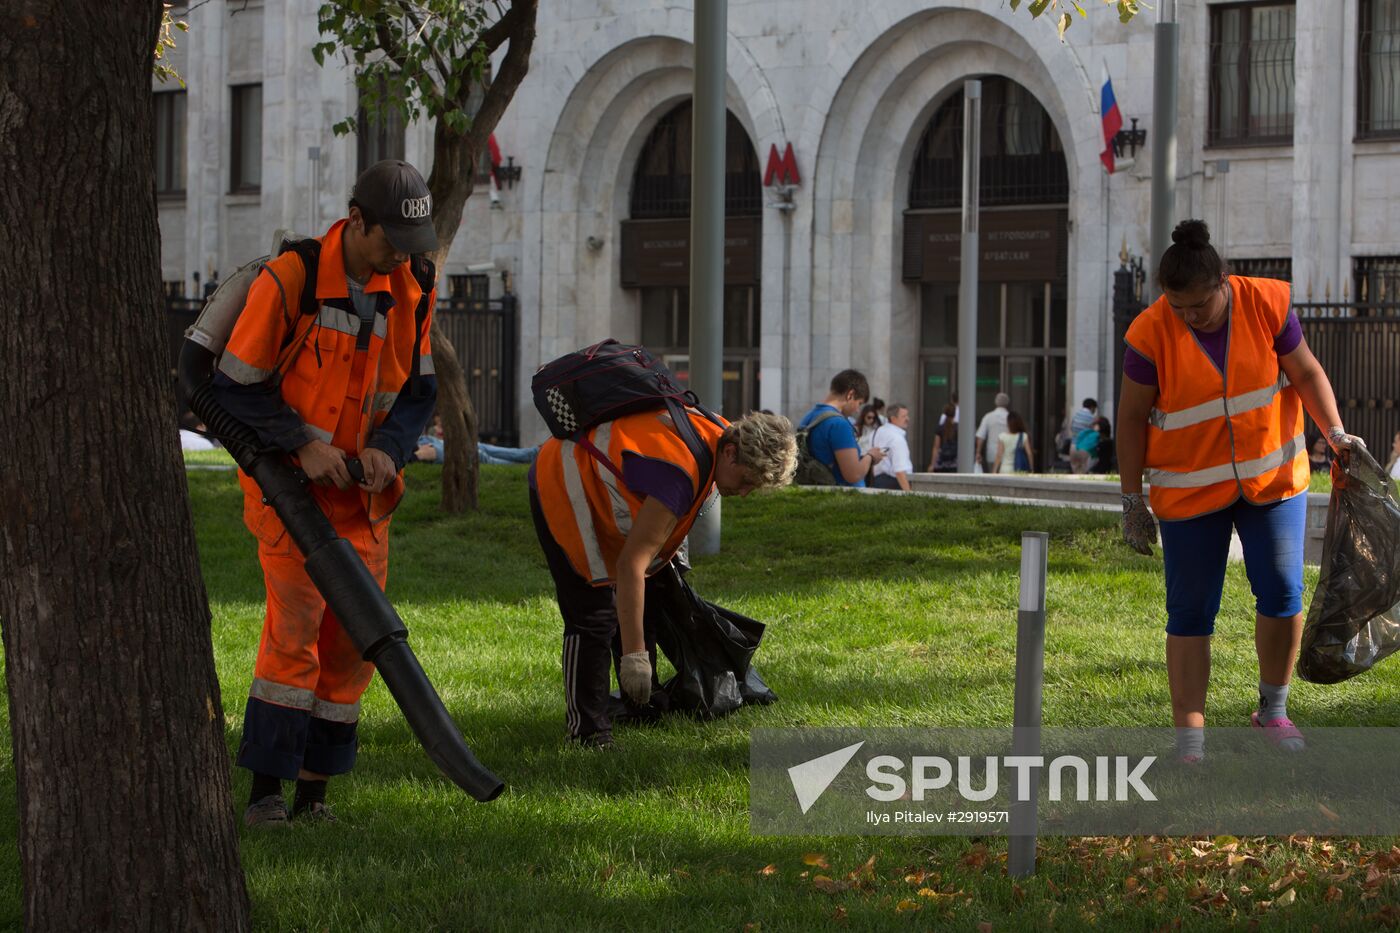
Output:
[531, 339, 725, 480]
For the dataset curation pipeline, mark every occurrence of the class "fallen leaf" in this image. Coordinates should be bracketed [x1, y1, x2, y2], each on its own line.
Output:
[743, 924, 761, 932]
[847, 854, 878, 881]
[1366, 865, 1384, 886]
[832, 906, 848, 923]
[1324, 885, 1342, 902]
[904, 870, 929, 885]
[1276, 888, 1296, 907]
[812, 875, 849, 895]
[895, 899, 921, 913]
[977, 922, 994, 933]
[1319, 803, 1341, 822]
[758, 864, 778, 877]
[599, 864, 615, 883]
[803, 852, 831, 869]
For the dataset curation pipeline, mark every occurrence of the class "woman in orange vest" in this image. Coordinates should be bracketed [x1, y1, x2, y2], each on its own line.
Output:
[531, 410, 796, 747]
[1117, 220, 1363, 763]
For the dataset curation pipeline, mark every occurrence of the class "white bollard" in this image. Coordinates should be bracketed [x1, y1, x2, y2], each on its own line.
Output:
[1009, 531, 1048, 878]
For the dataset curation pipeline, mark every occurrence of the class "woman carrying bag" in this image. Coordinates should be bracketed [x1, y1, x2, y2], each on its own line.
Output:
[1116, 220, 1363, 763]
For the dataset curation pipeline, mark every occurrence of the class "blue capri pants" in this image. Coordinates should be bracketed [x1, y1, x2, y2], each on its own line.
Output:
[1157, 493, 1307, 637]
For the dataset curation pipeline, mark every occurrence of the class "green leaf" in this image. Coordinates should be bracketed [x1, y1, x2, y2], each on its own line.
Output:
[1057, 11, 1072, 39]
[1010, 0, 1021, 9]
[1028, 0, 1053, 16]
[1118, 0, 1138, 23]
[1074, 1, 1086, 16]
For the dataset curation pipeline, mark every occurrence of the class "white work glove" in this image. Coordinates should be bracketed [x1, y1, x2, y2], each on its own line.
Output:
[1326, 426, 1366, 457]
[619, 651, 653, 706]
[1121, 493, 1157, 556]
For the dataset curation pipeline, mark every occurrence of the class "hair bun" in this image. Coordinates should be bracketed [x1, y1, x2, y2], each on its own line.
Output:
[1172, 219, 1211, 249]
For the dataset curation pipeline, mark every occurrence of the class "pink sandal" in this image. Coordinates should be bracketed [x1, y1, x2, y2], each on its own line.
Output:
[1251, 711, 1305, 751]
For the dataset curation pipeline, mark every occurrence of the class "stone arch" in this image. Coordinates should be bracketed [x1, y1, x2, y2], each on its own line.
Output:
[517, 22, 787, 424]
[803, 4, 1104, 418]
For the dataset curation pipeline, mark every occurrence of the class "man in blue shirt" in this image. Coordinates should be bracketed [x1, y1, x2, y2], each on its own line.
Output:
[797, 369, 885, 487]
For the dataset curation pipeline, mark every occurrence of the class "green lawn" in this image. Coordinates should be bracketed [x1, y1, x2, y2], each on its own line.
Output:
[2, 459, 1399, 930]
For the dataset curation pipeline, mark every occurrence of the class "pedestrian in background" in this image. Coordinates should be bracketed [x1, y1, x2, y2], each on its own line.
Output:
[973, 392, 1011, 473]
[870, 403, 914, 491]
[993, 411, 1034, 474]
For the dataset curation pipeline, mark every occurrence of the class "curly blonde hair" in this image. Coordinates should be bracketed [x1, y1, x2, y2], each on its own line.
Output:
[720, 411, 797, 488]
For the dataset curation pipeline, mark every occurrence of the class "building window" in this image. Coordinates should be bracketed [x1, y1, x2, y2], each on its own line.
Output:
[1360, 0, 1400, 138]
[1354, 256, 1400, 303]
[356, 83, 406, 175]
[629, 103, 762, 219]
[230, 83, 263, 193]
[447, 274, 490, 308]
[1209, 2, 1295, 146]
[1228, 257, 1293, 281]
[154, 91, 186, 196]
[908, 76, 1069, 209]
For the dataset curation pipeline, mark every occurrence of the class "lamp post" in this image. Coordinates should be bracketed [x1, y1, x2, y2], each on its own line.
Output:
[1149, 0, 1179, 300]
[689, 0, 727, 555]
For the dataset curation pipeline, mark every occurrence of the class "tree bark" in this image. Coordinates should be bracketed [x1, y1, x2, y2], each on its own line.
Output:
[0, 3, 250, 930]
[422, 0, 537, 513]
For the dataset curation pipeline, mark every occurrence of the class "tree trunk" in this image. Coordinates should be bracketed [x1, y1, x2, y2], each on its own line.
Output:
[0, 3, 250, 930]
[421, 0, 538, 513]
[427, 125, 482, 512]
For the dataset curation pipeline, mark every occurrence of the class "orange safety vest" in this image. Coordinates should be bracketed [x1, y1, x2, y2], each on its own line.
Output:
[534, 408, 729, 586]
[219, 218, 435, 534]
[1125, 275, 1308, 520]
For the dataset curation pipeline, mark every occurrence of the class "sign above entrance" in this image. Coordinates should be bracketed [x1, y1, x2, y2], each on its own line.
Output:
[764, 143, 800, 187]
[619, 217, 761, 288]
[903, 208, 1067, 283]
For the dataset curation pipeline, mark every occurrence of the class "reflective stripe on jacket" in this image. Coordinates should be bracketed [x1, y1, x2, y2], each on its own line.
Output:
[534, 409, 729, 586]
[220, 218, 435, 531]
[1125, 275, 1308, 520]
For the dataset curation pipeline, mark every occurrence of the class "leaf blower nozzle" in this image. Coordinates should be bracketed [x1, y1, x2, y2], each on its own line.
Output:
[178, 340, 505, 801]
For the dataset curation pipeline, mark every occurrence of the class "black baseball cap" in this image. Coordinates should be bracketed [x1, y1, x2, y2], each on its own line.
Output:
[351, 159, 439, 254]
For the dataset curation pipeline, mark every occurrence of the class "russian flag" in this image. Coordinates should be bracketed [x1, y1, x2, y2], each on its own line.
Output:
[1100, 62, 1123, 174]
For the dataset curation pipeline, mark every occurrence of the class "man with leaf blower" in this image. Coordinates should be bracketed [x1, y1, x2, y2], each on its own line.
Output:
[213, 160, 440, 825]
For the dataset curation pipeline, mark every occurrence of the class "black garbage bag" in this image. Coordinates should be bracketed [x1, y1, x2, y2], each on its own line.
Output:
[1297, 445, 1400, 684]
[610, 562, 777, 721]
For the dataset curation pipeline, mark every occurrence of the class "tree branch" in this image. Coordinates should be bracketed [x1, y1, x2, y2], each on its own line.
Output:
[400, 3, 453, 93]
[461, 0, 536, 143]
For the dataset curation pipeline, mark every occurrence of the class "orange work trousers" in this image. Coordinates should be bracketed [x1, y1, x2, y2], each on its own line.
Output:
[235, 483, 390, 779]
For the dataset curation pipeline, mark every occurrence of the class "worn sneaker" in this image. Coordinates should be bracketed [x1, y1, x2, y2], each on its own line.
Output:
[1251, 710, 1305, 752]
[244, 794, 290, 828]
[294, 801, 338, 823]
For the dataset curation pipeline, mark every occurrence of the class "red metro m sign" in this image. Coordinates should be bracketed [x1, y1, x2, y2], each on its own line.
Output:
[764, 143, 800, 187]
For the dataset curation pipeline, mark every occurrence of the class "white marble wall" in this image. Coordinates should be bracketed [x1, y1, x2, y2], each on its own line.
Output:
[158, 0, 1400, 435]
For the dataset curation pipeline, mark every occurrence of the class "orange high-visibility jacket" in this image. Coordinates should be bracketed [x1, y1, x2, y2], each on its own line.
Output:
[534, 408, 729, 586]
[1125, 275, 1308, 520]
[219, 219, 435, 531]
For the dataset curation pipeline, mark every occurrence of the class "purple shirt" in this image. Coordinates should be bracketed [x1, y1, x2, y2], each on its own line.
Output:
[527, 449, 696, 519]
[1124, 310, 1303, 387]
[620, 452, 696, 517]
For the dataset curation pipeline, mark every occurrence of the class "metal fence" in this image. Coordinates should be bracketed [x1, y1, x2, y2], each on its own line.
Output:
[1296, 301, 1400, 452]
[165, 292, 520, 446]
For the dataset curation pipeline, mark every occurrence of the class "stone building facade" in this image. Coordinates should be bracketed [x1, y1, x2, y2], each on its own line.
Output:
[156, 0, 1400, 459]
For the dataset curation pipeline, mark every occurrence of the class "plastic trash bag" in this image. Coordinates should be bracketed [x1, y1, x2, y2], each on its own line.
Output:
[610, 562, 777, 721]
[1297, 445, 1400, 684]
